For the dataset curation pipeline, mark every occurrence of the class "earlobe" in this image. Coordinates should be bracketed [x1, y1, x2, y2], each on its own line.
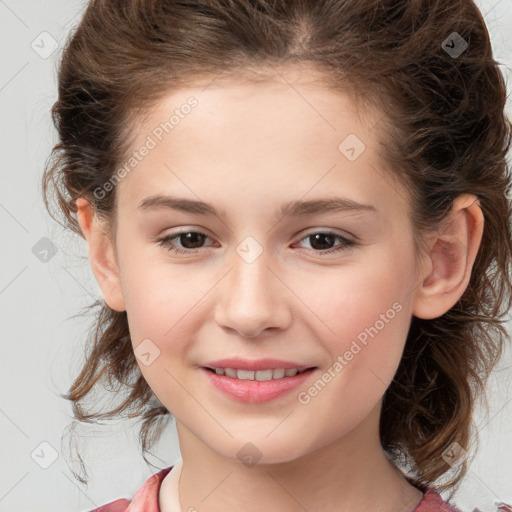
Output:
[412, 194, 484, 320]
[75, 197, 126, 312]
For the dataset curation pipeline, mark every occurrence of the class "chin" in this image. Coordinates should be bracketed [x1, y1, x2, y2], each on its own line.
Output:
[217, 435, 312, 467]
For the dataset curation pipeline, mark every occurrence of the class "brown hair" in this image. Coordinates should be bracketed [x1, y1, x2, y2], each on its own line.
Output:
[42, 0, 512, 497]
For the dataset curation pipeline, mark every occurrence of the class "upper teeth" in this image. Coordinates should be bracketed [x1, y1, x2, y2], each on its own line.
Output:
[213, 368, 303, 380]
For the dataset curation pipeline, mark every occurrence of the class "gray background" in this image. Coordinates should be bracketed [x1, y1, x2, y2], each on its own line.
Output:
[0, 1, 511, 511]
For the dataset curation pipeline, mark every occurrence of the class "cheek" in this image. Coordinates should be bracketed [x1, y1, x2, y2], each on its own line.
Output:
[120, 256, 217, 390]
[293, 273, 411, 440]
[118, 242, 195, 334]
[298, 253, 411, 338]
[294, 248, 414, 383]
[121, 262, 202, 406]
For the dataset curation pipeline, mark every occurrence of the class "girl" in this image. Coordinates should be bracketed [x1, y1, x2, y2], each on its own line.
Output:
[42, 0, 512, 511]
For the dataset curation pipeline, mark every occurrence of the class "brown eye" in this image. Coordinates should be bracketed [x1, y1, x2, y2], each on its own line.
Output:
[156, 230, 213, 254]
[307, 233, 336, 251]
[176, 231, 208, 249]
[296, 231, 356, 255]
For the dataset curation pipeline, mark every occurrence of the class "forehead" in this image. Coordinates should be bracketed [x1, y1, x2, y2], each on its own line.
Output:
[136, 64, 376, 143]
[127, 61, 380, 152]
[116, 66, 409, 224]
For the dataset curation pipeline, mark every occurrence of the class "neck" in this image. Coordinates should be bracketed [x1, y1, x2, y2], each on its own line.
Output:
[171, 406, 423, 512]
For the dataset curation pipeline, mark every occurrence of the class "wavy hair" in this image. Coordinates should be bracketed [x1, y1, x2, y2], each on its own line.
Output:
[42, 0, 512, 498]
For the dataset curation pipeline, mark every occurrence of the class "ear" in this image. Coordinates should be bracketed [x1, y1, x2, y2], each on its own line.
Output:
[75, 197, 126, 312]
[412, 194, 484, 320]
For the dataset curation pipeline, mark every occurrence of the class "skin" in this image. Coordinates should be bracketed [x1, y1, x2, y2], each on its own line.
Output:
[76, 64, 484, 512]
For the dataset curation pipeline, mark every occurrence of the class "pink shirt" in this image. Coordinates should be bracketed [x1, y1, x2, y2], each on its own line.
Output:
[88, 465, 512, 512]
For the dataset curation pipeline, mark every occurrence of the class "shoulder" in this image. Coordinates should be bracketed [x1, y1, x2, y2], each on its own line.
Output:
[87, 499, 130, 512]
[413, 486, 463, 512]
[86, 466, 174, 512]
[414, 486, 512, 512]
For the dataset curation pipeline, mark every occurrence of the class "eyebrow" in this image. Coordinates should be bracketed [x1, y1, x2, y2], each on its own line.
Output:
[137, 194, 377, 220]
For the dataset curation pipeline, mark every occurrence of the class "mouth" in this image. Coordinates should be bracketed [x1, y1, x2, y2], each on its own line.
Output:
[201, 365, 318, 403]
[202, 366, 317, 381]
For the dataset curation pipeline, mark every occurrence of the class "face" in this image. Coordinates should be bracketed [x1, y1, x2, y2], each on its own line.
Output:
[105, 65, 424, 464]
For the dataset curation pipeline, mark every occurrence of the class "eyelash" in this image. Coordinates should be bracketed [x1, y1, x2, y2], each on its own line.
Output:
[154, 229, 357, 256]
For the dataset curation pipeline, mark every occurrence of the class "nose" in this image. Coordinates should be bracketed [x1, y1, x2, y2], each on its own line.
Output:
[213, 248, 292, 339]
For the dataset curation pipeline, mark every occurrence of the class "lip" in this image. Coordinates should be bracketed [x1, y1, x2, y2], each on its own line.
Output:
[200, 364, 317, 404]
[201, 357, 314, 372]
